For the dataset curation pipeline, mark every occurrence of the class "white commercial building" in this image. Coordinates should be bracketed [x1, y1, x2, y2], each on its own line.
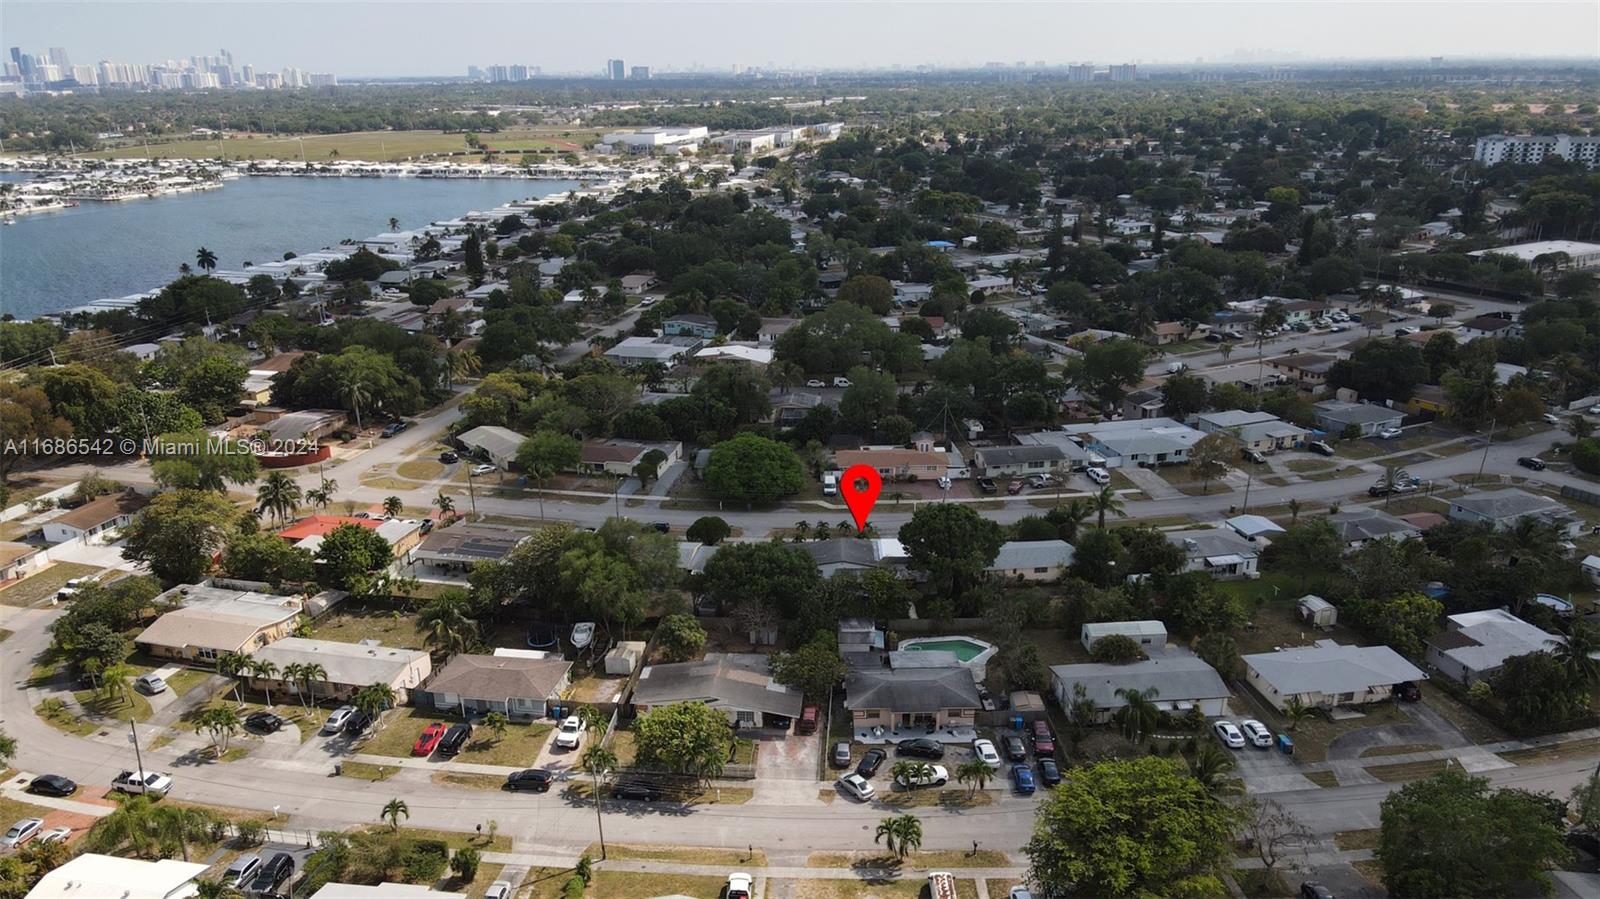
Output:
[1468, 240, 1600, 271]
[599, 126, 709, 150]
[1474, 134, 1600, 170]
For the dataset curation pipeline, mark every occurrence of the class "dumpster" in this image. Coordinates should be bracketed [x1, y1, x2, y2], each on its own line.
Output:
[1277, 733, 1294, 755]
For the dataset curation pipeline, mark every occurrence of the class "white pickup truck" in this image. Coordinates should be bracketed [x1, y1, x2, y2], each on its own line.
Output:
[111, 770, 172, 796]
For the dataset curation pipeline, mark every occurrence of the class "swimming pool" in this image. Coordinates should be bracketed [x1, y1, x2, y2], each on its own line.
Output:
[898, 635, 998, 680]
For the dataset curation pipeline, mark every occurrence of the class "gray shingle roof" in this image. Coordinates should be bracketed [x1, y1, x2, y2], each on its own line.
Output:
[1327, 509, 1421, 544]
[1050, 653, 1227, 709]
[634, 653, 803, 718]
[844, 667, 982, 713]
[1450, 488, 1571, 522]
[423, 653, 572, 701]
[974, 445, 1066, 467]
[988, 540, 1075, 571]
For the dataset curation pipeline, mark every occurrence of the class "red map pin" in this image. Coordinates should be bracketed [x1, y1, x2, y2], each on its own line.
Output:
[840, 464, 883, 533]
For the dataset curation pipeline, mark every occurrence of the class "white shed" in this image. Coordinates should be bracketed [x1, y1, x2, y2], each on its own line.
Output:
[1081, 620, 1168, 653]
[605, 640, 646, 675]
[1297, 595, 1338, 629]
[1583, 555, 1600, 586]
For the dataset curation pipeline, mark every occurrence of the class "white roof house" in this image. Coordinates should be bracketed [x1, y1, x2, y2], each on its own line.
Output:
[309, 884, 467, 899]
[247, 637, 433, 701]
[1448, 489, 1583, 537]
[456, 425, 527, 470]
[1050, 650, 1230, 723]
[1244, 640, 1425, 711]
[1081, 620, 1168, 653]
[1426, 608, 1563, 687]
[1227, 514, 1285, 540]
[986, 540, 1075, 581]
[1165, 528, 1261, 580]
[27, 854, 208, 899]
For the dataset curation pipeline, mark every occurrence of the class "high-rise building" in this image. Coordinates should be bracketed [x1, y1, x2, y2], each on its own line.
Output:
[1475, 134, 1600, 170]
[510, 64, 530, 81]
[242, 64, 256, 85]
[1067, 63, 1094, 82]
[631, 65, 650, 80]
[607, 58, 625, 80]
[1108, 63, 1137, 81]
[467, 65, 485, 80]
[48, 47, 70, 69]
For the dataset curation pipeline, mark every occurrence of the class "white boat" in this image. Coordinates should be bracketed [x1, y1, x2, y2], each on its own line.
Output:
[571, 622, 595, 650]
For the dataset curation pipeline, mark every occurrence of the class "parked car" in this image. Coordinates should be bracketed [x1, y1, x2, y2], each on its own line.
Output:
[805, 379, 825, 388]
[1011, 764, 1036, 795]
[832, 377, 852, 388]
[1085, 467, 1111, 485]
[1543, 413, 1563, 425]
[1037, 757, 1061, 787]
[380, 422, 405, 438]
[976, 477, 998, 494]
[1300, 884, 1335, 899]
[1308, 441, 1336, 456]
[797, 705, 819, 735]
[936, 476, 952, 490]
[1, 818, 42, 849]
[413, 722, 448, 756]
[249, 852, 295, 897]
[223, 854, 262, 888]
[484, 882, 513, 899]
[245, 711, 286, 733]
[1242, 448, 1266, 464]
[470, 463, 497, 476]
[1003, 736, 1027, 762]
[895, 764, 950, 788]
[1518, 456, 1547, 471]
[1239, 719, 1273, 748]
[649, 521, 671, 533]
[1009, 888, 1035, 899]
[1030, 720, 1055, 756]
[727, 872, 753, 899]
[343, 710, 373, 737]
[1377, 426, 1404, 439]
[323, 706, 356, 734]
[555, 715, 583, 750]
[135, 673, 168, 695]
[504, 769, 554, 792]
[439, 451, 460, 464]
[27, 775, 76, 797]
[1213, 720, 1247, 749]
[832, 741, 851, 768]
[973, 739, 1002, 767]
[438, 722, 473, 756]
[111, 770, 172, 796]
[896, 738, 945, 760]
[1394, 681, 1422, 702]
[837, 773, 876, 801]
[1027, 474, 1054, 489]
[610, 780, 664, 802]
[1007, 480, 1025, 495]
[36, 826, 71, 846]
[857, 748, 887, 778]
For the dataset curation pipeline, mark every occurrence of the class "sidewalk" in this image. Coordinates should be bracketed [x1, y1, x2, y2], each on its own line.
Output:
[480, 850, 1029, 881]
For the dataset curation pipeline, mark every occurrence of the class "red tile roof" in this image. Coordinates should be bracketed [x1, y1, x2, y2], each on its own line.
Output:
[276, 515, 381, 541]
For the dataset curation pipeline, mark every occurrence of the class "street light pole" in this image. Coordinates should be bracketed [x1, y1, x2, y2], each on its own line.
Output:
[1475, 415, 1498, 486]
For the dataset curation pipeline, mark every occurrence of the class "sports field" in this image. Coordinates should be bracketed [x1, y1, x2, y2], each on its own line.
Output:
[77, 128, 597, 162]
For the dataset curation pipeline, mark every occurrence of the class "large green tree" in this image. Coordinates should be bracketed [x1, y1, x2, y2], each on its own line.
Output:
[632, 700, 733, 784]
[703, 433, 804, 504]
[899, 503, 1005, 597]
[122, 490, 241, 583]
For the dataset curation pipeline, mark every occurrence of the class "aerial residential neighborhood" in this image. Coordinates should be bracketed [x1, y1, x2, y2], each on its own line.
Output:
[2, 5, 1600, 898]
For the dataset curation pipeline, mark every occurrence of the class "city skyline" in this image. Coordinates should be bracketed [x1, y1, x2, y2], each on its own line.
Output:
[2, 1, 1596, 79]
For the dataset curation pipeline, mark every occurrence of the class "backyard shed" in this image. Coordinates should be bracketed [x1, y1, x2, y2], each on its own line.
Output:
[1297, 595, 1338, 629]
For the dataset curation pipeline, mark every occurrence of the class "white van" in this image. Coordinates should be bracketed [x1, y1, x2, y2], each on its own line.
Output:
[822, 473, 838, 496]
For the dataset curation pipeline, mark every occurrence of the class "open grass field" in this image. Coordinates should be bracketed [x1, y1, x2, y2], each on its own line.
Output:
[78, 128, 600, 162]
[311, 609, 427, 650]
[0, 562, 103, 608]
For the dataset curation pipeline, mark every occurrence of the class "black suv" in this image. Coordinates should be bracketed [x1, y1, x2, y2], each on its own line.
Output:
[976, 478, 998, 494]
[1003, 736, 1027, 762]
[611, 780, 664, 801]
[343, 710, 372, 736]
[439, 722, 473, 756]
[1518, 456, 1547, 471]
[504, 769, 554, 792]
[248, 852, 295, 897]
[896, 738, 945, 760]
[245, 711, 285, 733]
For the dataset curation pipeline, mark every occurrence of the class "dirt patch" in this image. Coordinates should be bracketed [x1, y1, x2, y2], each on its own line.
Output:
[1333, 828, 1381, 851]
[1367, 759, 1450, 782]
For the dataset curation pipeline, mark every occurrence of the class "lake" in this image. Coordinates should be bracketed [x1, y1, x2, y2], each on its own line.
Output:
[0, 175, 581, 321]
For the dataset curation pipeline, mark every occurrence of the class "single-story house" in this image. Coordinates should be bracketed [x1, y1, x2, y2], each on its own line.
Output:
[456, 425, 528, 470]
[1277, 300, 1329, 325]
[603, 336, 702, 368]
[835, 447, 949, 481]
[1426, 608, 1562, 687]
[1313, 400, 1404, 437]
[247, 637, 433, 703]
[1146, 321, 1201, 346]
[1061, 418, 1206, 469]
[1226, 514, 1286, 541]
[1165, 528, 1261, 579]
[633, 653, 804, 730]
[310, 882, 467, 899]
[619, 273, 658, 295]
[411, 524, 527, 574]
[276, 515, 424, 558]
[1081, 620, 1168, 653]
[41, 491, 149, 545]
[1459, 315, 1522, 341]
[257, 408, 348, 444]
[663, 313, 718, 339]
[0, 541, 46, 582]
[1193, 410, 1309, 452]
[1243, 640, 1426, 711]
[1584, 554, 1600, 586]
[1266, 353, 1337, 390]
[797, 538, 884, 578]
[695, 345, 774, 366]
[135, 587, 303, 663]
[971, 444, 1066, 477]
[844, 665, 982, 732]
[1447, 488, 1583, 537]
[414, 652, 573, 720]
[986, 540, 1075, 581]
[1325, 508, 1423, 549]
[579, 439, 683, 478]
[1050, 651, 1230, 724]
[28, 854, 209, 899]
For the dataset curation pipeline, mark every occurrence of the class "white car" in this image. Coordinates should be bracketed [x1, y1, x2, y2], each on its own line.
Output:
[1377, 427, 1403, 439]
[1, 818, 42, 849]
[972, 739, 1001, 767]
[322, 706, 357, 734]
[554, 715, 582, 750]
[727, 872, 753, 899]
[36, 826, 72, 845]
[833, 377, 852, 388]
[484, 881, 513, 899]
[1085, 467, 1110, 485]
[1213, 720, 1247, 749]
[805, 379, 825, 388]
[470, 463, 497, 476]
[135, 673, 168, 695]
[895, 764, 950, 787]
[936, 476, 952, 490]
[837, 773, 876, 801]
[1589, 404, 1600, 415]
[1010, 888, 1035, 899]
[1239, 719, 1273, 748]
[1543, 413, 1562, 425]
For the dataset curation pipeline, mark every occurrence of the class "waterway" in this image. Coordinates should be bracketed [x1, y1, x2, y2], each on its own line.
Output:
[0, 175, 581, 321]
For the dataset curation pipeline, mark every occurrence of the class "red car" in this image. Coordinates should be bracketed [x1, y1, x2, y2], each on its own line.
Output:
[1030, 719, 1056, 756]
[413, 722, 448, 756]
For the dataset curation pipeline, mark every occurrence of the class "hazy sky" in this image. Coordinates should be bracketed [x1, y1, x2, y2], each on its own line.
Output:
[4, 1, 1597, 77]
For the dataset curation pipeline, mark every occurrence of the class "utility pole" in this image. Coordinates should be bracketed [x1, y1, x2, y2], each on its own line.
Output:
[1475, 415, 1497, 486]
[129, 718, 145, 774]
[465, 469, 479, 518]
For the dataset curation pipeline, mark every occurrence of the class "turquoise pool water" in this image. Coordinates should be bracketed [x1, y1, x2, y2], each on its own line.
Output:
[904, 639, 987, 662]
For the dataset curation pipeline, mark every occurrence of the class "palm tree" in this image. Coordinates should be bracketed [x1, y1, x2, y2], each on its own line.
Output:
[873, 813, 923, 861]
[577, 705, 609, 740]
[218, 652, 250, 704]
[434, 491, 455, 519]
[482, 711, 509, 743]
[1189, 742, 1240, 798]
[890, 759, 935, 789]
[254, 472, 301, 525]
[1552, 622, 1600, 685]
[86, 793, 162, 858]
[792, 521, 811, 542]
[417, 599, 478, 654]
[279, 663, 306, 710]
[1053, 497, 1093, 541]
[1114, 686, 1161, 743]
[1288, 498, 1302, 522]
[579, 744, 618, 860]
[150, 802, 215, 862]
[193, 878, 243, 899]
[193, 707, 241, 757]
[381, 798, 409, 833]
[99, 661, 136, 709]
[196, 246, 218, 275]
[382, 496, 403, 519]
[444, 346, 480, 388]
[298, 662, 327, 709]
[249, 659, 279, 706]
[354, 682, 396, 721]
[179, 262, 192, 276]
[956, 758, 996, 798]
[337, 377, 373, 430]
[1282, 696, 1311, 732]
[1092, 483, 1127, 529]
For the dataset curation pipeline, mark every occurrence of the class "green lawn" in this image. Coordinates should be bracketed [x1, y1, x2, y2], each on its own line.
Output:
[524, 870, 729, 899]
[358, 706, 553, 766]
[74, 687, 154, 723]
[1216, 571, 1309, 609]
[0, 562, 104, 607]
[311, 609, 427, 650]
[34, 699, 99, 737]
